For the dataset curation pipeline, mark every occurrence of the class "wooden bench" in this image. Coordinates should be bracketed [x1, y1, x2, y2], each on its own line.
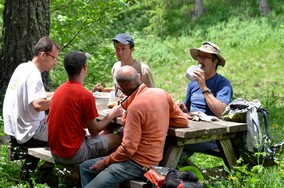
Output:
[0, 135, 148, 188]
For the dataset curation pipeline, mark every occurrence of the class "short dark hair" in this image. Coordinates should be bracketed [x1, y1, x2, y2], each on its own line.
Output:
[212, 54, 220, 70]
[33, 36, 60, 56]
[64, 50, 88, 77]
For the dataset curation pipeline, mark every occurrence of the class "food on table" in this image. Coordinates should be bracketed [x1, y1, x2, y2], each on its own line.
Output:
[107, 100, 120, 108]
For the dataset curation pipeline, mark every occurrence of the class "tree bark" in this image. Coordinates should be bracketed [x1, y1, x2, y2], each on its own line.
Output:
[0, 0, 50, 100]
[259, 0, 270, 15]
[191, 0, 206, 20]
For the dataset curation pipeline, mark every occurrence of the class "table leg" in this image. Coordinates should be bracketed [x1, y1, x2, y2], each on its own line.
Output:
[218, 139, 237, 169]
[160, 140, 183, 168]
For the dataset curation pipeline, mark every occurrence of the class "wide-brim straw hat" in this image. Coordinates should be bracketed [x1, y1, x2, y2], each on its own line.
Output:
[190, 41, 226, 67]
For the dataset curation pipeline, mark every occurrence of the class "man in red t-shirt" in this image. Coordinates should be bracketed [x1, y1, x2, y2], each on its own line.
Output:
[48, 50, 123, 165]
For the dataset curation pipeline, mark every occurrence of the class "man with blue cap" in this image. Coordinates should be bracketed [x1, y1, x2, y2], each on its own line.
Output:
[93, 33, 155, 92]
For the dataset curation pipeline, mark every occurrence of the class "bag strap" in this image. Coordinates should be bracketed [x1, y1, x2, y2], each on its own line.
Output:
[258, 107, 271, 140]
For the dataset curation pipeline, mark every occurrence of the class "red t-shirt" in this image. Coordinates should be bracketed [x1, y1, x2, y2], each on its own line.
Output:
[48, 80, 98, 158]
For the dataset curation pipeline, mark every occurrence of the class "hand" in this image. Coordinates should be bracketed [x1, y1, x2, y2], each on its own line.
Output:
[176, 101, 188, 113]
[89, 159, 108, 171]
[108, 105, 124, 119]
[93, 83, 105, 92]
[194, 69, 206, 91]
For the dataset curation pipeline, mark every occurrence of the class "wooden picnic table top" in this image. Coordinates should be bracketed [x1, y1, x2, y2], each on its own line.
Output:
[95, 96, 247, 169]
[95, 97, 247, 139]
[168, 120, 247, 139]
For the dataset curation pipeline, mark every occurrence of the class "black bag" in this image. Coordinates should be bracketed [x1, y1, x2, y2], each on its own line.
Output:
[144, 167, 203, 188]
[162, 169, 203, 188]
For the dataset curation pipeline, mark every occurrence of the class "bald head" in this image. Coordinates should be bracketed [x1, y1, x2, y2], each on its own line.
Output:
[115, 65, 141, 96]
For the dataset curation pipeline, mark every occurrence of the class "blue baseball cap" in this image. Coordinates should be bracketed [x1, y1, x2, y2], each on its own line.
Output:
[112, 33, 135, 47]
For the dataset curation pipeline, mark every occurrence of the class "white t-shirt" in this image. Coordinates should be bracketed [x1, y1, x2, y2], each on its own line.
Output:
[3, 61, 46, 143]
[112, 61, 155, 88]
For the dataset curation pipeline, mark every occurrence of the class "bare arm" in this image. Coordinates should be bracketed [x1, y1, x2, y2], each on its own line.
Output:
[31, 92, 54, 112]
[203, 92, 227, 118]
[195, 69, 227, 118]
[93, 83, 114, 92]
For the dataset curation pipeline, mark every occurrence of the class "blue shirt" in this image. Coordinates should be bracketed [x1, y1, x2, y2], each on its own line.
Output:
[184, 73, 233, 116]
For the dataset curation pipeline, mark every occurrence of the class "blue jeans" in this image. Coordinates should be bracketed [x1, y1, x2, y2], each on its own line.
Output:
[80, 157, 146, 188]
[182, 141, 219, 158]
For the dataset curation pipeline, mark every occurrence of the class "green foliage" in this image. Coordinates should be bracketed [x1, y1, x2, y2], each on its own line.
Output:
[1, 0, 284, 187]
[49, 0, 128, 90]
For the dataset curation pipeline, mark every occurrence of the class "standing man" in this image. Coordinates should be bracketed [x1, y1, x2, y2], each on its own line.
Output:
[3, 36, 60, 146]
[93, 33, 155, 92]
[80, 65, 188, 188]
[48, 51, 123, 165]
[178, 41, 233, 159]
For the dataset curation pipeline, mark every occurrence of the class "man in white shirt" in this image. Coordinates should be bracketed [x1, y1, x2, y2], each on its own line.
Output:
[3, 36, 60, 146]
[93, 33, 155, 93]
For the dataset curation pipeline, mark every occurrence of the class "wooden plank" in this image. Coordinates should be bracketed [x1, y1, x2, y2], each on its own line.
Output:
[219, 139, 237, 169]
[0, 135, 11, 144]
[120, 180, 148, 188]
[175, 133, 237, 146]
[159, 140, 183, 168]
[28, 147, 55, 163]
[168, 120, 247, 139]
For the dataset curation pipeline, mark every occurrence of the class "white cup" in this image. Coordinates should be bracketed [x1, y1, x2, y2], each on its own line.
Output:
[109, 90, 120, 104]
[185, 64, 201, 81]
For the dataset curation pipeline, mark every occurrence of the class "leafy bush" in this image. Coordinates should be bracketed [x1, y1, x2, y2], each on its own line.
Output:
[1, 0, 284, 187]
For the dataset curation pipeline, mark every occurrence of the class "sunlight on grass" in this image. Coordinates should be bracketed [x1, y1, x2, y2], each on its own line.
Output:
[1, 0, 284, 187]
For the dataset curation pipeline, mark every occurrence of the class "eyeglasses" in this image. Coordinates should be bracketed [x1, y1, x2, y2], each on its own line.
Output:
[45, 52, 58, 62]
[197, 54, 212, 60]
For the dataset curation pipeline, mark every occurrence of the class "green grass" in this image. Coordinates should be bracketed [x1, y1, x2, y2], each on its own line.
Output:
[1, 0, 284, 187]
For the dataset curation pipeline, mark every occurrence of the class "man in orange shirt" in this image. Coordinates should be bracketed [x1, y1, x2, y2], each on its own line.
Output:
[80, 65, 188, 187]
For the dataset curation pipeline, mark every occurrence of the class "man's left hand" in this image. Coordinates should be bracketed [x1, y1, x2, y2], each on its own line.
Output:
[89, 159, 108, 171]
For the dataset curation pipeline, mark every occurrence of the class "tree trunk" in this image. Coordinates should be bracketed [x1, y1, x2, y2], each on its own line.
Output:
[259, 0, 270, 15]
[191, 0, 206, 20]
[0, 0, 50, 100]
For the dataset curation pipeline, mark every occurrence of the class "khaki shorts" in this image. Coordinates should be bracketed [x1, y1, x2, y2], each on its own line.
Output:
[52, 135, 109, 165]
[33, 119, 48, 142]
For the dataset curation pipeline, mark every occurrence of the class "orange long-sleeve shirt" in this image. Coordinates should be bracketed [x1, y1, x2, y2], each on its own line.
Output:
[103, 84, 188, 168]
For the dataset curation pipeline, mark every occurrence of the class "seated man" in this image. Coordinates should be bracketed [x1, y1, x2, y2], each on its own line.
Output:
[3, 36, 60, 146]
[178, 41, 233, 159]
[80, 65, 188, 187]
[93, 33, 155, 93]
[47, 50, 123, 165]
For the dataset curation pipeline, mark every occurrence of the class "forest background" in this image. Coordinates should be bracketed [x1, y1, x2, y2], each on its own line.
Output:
[0, 0, 284, 187]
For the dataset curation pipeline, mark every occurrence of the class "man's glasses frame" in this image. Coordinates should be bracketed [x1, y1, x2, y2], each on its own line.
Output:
[45, 52, 58, 62]
[197, 54, 212, 60]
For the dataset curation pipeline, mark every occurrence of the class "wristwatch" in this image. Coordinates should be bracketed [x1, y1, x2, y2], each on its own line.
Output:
[202, 88, 212, 94]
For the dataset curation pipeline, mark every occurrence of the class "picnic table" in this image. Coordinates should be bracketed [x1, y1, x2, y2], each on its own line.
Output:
[95, 97, 247, 170]
[1, 96, 247, 188]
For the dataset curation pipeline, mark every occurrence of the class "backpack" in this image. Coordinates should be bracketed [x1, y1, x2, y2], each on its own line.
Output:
[144, 166, 203, 188]
[221, 98, 276, 166]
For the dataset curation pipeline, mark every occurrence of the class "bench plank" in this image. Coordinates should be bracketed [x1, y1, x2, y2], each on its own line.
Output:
[28, 147, 54, 163]
[121, 179, 148, 188]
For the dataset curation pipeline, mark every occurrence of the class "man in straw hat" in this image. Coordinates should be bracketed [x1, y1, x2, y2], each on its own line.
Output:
[178, 41, 233, 160]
